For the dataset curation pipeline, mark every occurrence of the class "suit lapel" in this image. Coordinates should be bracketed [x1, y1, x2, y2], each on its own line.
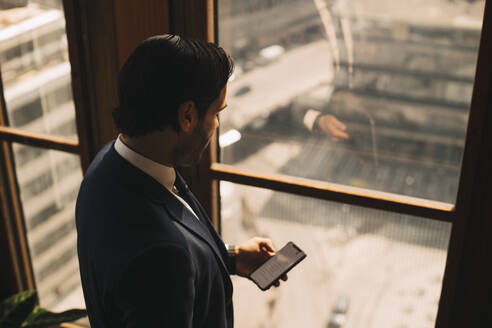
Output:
[172, 173, 230, 273]
[174, 174, 229, 260]
[163, 189, 218, 256]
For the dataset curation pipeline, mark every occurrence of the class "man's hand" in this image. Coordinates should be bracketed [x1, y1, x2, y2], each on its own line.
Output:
[235, 237, 288, 288]
[317, 114, 349, 141]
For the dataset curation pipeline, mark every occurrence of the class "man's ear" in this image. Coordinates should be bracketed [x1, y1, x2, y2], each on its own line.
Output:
[177, 100, 198, 133]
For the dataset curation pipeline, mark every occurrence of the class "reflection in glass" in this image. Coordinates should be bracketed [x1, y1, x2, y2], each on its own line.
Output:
[0, 0, 77, 140]
[221, 181, 451, 328]
[0, 0, 83, 310]
[218, 0, 485, 204]
[12, 144, 83, 309]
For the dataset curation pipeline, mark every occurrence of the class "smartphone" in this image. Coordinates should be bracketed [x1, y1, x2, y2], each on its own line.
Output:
[249, 241, 306, 291]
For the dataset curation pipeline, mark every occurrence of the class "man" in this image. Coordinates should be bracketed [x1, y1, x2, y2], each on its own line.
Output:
[76, 34, 286, 328]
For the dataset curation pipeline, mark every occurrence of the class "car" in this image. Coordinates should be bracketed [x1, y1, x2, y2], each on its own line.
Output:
[234, 85, 252, 97]
[256, 44, 285, 66]
[327, 312, 346, 328]
[333, 295, 350, 314]
[326, 296, 350, 328]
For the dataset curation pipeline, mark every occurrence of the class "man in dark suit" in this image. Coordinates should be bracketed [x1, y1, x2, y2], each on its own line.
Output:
[76, 34, 286, 328]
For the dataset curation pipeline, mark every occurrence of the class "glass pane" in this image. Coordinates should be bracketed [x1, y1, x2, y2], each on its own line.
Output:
[12, 144, 84, 310]
[218, 0, 485, 204]
[0, 0, 78, 140]
[221, 181, 451, 328]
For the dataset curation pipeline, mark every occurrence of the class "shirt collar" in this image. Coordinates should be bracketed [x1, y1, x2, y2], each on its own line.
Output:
[114, 134, 175, 192]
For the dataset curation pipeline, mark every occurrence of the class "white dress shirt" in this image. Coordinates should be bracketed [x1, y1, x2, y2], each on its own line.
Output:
[303, 109, 322, 131]
[114, 135, 199, 220]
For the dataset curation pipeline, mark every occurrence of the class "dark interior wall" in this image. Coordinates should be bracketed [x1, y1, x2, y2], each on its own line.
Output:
[64, 0, 171, 172]
[113, 1, 170, 69]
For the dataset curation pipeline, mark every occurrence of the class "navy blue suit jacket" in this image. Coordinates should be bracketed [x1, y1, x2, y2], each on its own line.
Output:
[76, 141, 234, 327]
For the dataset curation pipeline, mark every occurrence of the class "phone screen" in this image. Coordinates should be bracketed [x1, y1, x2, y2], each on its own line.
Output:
[249, 242, 306, 290]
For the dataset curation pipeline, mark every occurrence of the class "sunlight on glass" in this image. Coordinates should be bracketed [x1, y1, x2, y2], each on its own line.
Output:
[220, 129, 242, 147]
[219, 0, 485, 205]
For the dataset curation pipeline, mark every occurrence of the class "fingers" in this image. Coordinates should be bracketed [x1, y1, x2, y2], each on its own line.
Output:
[255, 237, 275, 253]
[331, 116, 347, 130]
[331, 128, 349, 140]
[272, 276, 287, 288]
[328, 119, 349, 140]
[319, 115, 350, 140]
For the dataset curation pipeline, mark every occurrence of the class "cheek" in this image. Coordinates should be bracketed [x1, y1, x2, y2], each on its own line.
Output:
[205, 116, 218, 132]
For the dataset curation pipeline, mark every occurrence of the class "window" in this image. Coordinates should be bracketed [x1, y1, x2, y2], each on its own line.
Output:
[10, 99, 43, 127]
[0, 0, 84, 311]
[222, 182, 451, 327]
[218, 0, 484, 204]
[16, 151, 82, 308]
[213, 0, 488, 327]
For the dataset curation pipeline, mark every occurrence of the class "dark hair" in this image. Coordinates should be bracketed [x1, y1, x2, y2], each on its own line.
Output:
[113, 34, 234, 136]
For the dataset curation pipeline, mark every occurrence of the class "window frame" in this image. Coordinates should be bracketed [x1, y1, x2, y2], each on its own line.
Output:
[0, 76, 36, 299]
[0, 0, 112, 300]
[187, 0, 492, 326]
[207, 2, 489, 223]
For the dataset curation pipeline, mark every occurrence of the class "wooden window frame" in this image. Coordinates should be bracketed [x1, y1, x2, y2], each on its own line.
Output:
[0, 57, 81, 298]
[0, 75, 36, 300]
[0, 126, 79, 154]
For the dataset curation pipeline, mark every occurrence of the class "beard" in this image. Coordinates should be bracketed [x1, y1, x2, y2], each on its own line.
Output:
[175, 123, 211, 167]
